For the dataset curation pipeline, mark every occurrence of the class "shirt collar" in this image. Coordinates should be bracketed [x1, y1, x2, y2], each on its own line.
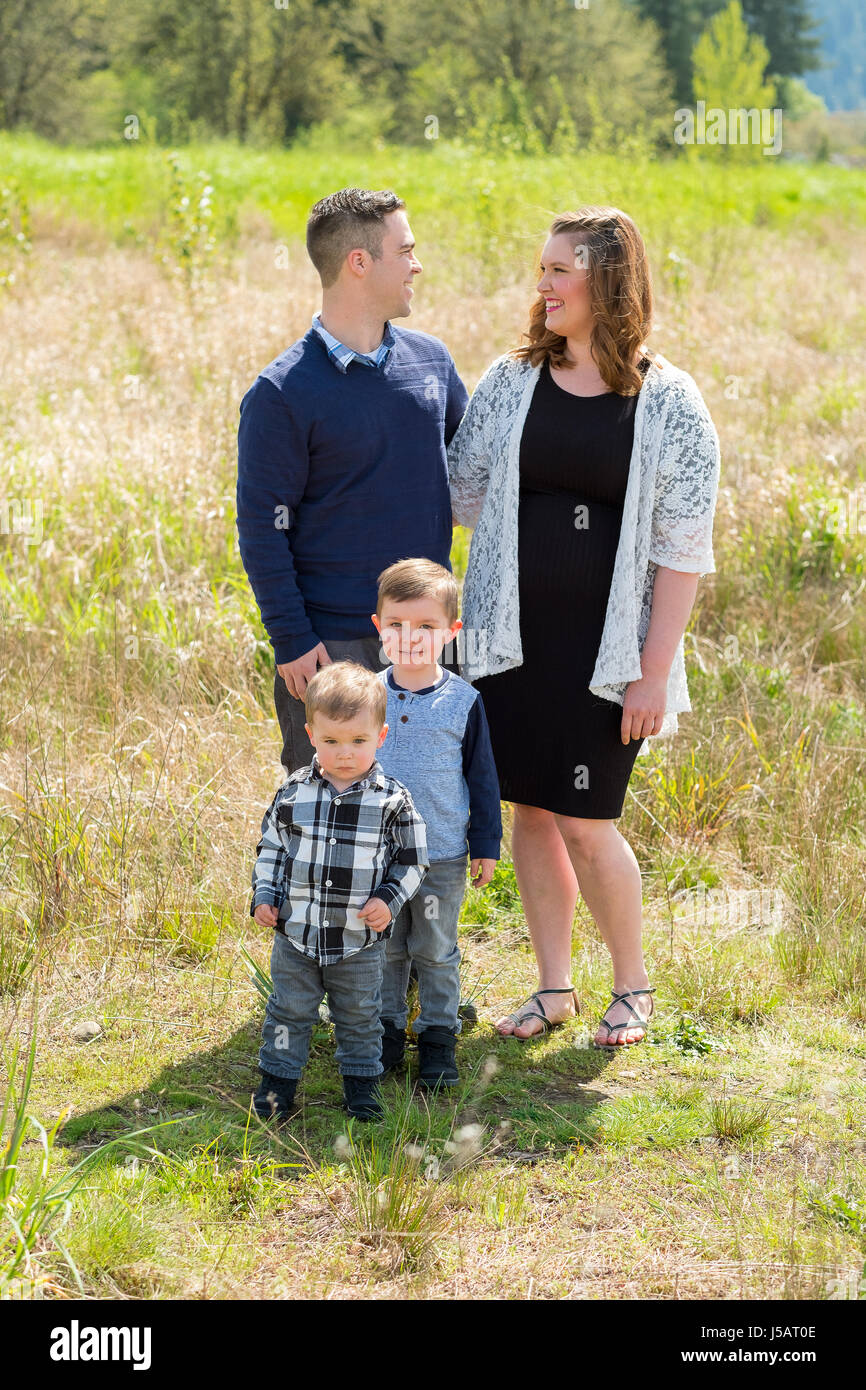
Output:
[304, 750, 388, 794]
[386, 665, 449, 696]
[311, 313, 395, 374]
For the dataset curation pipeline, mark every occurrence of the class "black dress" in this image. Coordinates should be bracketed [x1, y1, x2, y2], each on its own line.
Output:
[473, 357, 650, 819]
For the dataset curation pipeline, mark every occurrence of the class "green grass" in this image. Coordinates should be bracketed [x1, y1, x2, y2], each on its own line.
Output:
[4, 130, 866, 281]
[2, 130, 866, 1299]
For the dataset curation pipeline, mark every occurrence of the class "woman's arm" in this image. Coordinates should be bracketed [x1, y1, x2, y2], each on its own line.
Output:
[621, 375, 720, 744]
[446, 358, 504, 529]
[641, 567, 700, 678]
[620, 566, 700, 744]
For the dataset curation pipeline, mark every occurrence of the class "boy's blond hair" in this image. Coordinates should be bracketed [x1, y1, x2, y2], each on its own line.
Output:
[304, 660, 386, 729]
[376, 557, 458, 625]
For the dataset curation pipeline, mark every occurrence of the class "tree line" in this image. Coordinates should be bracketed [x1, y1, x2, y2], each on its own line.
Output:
[0, 0, 829, 148]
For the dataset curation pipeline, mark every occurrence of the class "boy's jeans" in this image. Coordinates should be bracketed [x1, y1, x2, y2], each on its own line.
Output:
[259, 931, 385, 1079]
[380, 854, 467, 1036]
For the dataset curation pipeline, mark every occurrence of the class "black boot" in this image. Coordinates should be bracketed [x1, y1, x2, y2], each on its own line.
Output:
[416, 1026, 459, 1089]
[253, 1070, 298, 1122]
[380, 1019, 406, 1073]
[342, 1074, 384, 1121]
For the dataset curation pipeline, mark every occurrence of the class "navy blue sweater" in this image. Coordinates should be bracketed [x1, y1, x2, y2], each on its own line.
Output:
[236, 326, 469, 664]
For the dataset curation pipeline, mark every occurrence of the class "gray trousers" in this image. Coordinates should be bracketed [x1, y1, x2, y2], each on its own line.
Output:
[259, 931, 386, 1079]
[274, 632, 462, 774]
[380, 854, 468, 1035]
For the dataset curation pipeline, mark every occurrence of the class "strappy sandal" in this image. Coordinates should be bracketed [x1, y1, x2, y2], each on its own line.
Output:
[499, 986, 580, 1039]
[593, 986, 655, 1049]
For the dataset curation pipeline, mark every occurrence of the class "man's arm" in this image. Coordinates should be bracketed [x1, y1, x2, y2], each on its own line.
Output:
[236, 376, 321, 665]
[444, 354, 470, 448]
[461, 696, 502, 861]
[367, 790, 430, 920]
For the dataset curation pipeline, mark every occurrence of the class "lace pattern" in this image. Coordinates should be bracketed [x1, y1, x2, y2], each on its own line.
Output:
[447, 352, 721, 757]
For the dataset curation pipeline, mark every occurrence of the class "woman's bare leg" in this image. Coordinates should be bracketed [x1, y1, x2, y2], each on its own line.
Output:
[496, 802, 580, 1036]
[553, 814, 650, 1044]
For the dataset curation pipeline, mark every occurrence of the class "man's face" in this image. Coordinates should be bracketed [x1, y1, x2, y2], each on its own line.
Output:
[365, 210, 423, 319]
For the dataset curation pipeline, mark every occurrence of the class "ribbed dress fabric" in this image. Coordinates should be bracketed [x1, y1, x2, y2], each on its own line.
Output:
[473, 357, 650, 818]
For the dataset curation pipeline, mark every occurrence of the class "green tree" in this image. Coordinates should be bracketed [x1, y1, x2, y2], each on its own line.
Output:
[635, 0, 822, 106]
[396, 0, 674, 151]
[690, 0, 778, 159]
[740, 0, 821, 79]
[632, 0, 720, 105]
[117, 0, 353, 143]
[0, 0, 108, 135]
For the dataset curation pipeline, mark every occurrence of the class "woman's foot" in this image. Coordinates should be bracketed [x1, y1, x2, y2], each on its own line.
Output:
[496, 986, 579, 1039]
[592, 986, 655, 1046]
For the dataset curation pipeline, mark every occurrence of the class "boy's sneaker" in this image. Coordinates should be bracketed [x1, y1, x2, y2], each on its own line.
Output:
[253, 1070, 298, 1123]
[416, 1026, 459, 1090]
[380, 1019, 406, 1073]
[342, 1075, 384, 1122]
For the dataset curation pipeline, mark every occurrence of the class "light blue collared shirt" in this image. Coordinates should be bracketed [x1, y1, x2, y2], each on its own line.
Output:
[311, 313, 395, 374]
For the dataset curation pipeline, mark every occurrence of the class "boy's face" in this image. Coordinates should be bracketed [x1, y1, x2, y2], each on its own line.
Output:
[371, 597, 462, 668]
[304, 710, 388, 785]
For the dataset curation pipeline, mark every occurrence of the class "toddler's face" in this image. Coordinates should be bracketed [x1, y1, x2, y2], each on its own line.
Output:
[373, 598, 461, 668]
[305, 711, 388, 785]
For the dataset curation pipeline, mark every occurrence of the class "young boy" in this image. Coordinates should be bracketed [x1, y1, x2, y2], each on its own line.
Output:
[250, 661, 429, 1123]
[370, 558, 502, 1089]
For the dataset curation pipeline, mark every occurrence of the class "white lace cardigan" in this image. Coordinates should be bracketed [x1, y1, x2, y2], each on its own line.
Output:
[446, 351, 721, 757]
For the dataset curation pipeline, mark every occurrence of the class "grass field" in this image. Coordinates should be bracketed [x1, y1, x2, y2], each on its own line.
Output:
[1, 135, 865, 1300]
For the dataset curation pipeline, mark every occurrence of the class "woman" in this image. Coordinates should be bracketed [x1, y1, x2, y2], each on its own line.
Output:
[447, 206, 720, 1047]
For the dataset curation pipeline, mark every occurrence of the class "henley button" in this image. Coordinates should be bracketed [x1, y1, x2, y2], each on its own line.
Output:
[400, 714, 408, 723]
[398, 693, 405, 700]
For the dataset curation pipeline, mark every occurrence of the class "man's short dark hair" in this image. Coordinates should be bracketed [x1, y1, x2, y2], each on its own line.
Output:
[306, 188, 406, 288]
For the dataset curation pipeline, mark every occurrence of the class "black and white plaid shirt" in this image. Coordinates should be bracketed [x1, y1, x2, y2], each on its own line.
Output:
[250, 753, 429, 964]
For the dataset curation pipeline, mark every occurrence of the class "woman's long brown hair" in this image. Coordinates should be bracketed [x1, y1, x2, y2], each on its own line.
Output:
[511, 206, 659, 395]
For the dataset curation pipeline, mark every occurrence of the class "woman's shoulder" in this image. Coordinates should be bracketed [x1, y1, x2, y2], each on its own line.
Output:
[471, 350, 535, 393]
[645, 353, 709, 405]
[645, 354, 719, 467]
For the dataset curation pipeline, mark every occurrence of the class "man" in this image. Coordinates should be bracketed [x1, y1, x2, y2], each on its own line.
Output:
[237, 187, 469, 773]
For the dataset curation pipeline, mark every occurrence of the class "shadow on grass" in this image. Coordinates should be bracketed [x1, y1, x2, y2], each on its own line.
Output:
[56, 1008, 618, 1170]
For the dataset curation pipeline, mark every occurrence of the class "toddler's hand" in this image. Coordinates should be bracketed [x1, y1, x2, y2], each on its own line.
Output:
[469, 857, 496, 889]
[254, 903, 280, 928]
[357, 897, 392, 933]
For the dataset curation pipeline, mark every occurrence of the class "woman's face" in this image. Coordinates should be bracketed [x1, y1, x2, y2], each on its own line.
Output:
[536, 232, 593, 339]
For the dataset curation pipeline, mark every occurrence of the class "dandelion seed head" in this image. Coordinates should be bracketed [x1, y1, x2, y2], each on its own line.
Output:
[480, 1055, 499, 1084]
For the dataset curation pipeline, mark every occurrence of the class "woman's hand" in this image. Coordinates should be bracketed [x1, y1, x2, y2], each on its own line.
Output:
[621, 672, 667, 744]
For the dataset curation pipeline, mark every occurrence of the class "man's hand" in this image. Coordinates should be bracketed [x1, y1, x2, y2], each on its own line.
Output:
[357, 897, 392, 933]
[621, 672, 668, 744]
[469, 857, 496, 888]
[254, 903, 280, 928]
[277, 642, 332, 700]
